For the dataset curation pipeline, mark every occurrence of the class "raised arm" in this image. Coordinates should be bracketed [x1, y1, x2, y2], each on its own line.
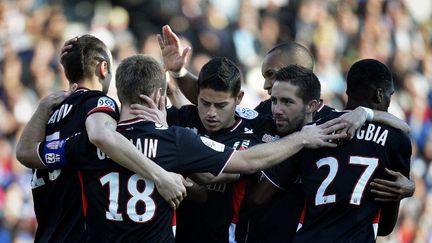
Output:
[157, 25, 199, 104]
[225, 120, 347, 174]
[16, 89, 75, 168]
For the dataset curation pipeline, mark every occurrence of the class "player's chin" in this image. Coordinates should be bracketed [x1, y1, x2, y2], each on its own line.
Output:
[204, 122, 221, 132]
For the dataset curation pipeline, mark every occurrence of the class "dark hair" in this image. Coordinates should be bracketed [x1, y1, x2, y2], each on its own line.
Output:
[116, 55, 165, 105]
[61, 34, 111, 83]
[274, 65, 321, 103]
[267, 42, 314, 70]
[198, 57, 241, 97]
[346, 59, 393, 99]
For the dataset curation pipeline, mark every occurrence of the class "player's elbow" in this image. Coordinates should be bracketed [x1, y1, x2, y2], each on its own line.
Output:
[87, 128, 111, 148]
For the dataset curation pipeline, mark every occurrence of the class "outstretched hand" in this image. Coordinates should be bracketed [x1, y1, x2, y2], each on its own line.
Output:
[157, 25, 191, 72]
[370, 168, 415, 202]
[300, 119, 348, 149]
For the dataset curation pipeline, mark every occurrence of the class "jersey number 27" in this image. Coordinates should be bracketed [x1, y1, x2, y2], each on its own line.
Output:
[315, 156, 378, 206]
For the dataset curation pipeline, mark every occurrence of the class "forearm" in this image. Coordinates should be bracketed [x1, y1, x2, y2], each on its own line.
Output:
[92, 129, 167, 185]
[231, 132, 305, 174]
[168, 87, 192, 108]
[174, 71, 199, 105]
[16, 105, 51, 168]
[377, 202, 400, 236]
[373, 110, 410, 134]
[189, 173, 240, 185]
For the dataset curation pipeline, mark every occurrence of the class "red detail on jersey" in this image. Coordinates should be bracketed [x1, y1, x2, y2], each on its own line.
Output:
[172, 211, 177, 226]
[299, 200, 307, 224]
[87, 107, 116, 116]
[373, 209, 381, 224]
[231, 178, 248, 223]
[77, 171, 88, 217]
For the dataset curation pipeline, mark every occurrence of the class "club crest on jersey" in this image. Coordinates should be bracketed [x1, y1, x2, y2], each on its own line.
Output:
[235, 106, 258, 120]
[97, 97, 116, 111]
[200, 137, 225, 152]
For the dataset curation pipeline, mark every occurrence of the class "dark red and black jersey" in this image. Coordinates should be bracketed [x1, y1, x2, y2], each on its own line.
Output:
[168, 105, 262, 243]
[32, 88, 119, 243]
[263, 111, 411, 243]
[38, 118, 235, 243]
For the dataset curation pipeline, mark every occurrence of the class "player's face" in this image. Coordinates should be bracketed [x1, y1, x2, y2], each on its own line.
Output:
[197, 88, 242, 133]
[261, 52, 286, 95]
[271, 81, 307, 135]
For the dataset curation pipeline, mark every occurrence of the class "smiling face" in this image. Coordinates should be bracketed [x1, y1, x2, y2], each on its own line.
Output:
[197, 88, 242, 133]
[271, 81, 308, 135]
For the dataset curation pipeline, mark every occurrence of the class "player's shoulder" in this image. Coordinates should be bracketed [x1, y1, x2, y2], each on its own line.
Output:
[236, 105, 260, 120]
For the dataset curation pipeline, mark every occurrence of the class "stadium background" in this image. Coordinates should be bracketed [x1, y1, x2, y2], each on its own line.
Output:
[0, 0, 431, 242]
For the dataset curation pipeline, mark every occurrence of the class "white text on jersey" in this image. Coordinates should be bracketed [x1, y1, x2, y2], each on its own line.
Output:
[97, 138, 159, 160]
[48, 104, 73, 124]
[356, 123, 388, 146]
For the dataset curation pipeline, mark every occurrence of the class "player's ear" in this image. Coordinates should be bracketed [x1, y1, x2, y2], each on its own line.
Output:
[98, 60, 109, 79]
[306, 99, 319, 113]
[375, 88, 384, 103]
[235, 90, 244, 105]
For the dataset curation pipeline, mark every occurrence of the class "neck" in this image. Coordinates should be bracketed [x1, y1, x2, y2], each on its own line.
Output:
[119, 104, 157, 123]
[346, 99, 374, 110]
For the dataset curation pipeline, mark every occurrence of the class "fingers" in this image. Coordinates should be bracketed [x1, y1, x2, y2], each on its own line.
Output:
[158, 95, 166, 111]
[320, 117, 342, 128]
[181, 46, 191, 61]
[60, 37, 78, 61]
[372, 178, 398, 187]
[323, 132, 347, 141]
[139, 94, 157, 109]
[384, 168, 401, 178]
[370, 181, 399, 192]
[371, 189, 399, 202]
[157, 34, 164, 50]
[322, 123, 347, 134]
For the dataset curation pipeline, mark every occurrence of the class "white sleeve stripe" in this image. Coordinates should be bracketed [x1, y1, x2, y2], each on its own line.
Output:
[217, 150, 237, 176]
[261, 171, 287, 191]
[36, 142, 45, 167]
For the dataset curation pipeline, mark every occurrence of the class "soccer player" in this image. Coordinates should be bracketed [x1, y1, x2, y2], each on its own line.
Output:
[259, 59, 411, 242]
[15, 35, 188, 242]
[156, 25, 414, 242]
[19, 54, 347, 242]
[163, 57, 264, 243]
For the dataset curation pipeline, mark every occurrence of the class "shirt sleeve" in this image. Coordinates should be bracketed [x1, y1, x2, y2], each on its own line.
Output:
[387, 130, 412, 178]
[262, 156, 300, 190]
[37, 133, 81, 169]
[172, 127, 235, 176]
[84, 95, 119, 121]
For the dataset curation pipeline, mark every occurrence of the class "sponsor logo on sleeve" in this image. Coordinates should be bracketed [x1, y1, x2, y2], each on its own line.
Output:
[235, 106, 259, 120]
[200, 137, 225, 152]
[97, 97, 116, 111]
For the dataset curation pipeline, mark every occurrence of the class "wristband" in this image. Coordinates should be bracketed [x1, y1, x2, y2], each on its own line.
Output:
[361, 106, 374, 121]
[169, 67, 188, 78]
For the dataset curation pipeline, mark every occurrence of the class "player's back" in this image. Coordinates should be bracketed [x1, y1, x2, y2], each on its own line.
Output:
[62, 118, 234, 243]
[32, 88, 118, 243]
[294, 111, 411, 242]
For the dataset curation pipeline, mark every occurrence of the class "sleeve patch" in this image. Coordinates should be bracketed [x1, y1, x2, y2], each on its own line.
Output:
[235, 106, 259, 120]
[200, 136, 225, 152]
[96, 97, 116, 111]
[41, 139, 68, 169]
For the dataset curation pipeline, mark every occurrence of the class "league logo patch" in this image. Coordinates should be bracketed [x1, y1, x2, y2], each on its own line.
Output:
[97, 97, 116, 111]
[235, 106, 259, 120]
[200, 137, 225, 152]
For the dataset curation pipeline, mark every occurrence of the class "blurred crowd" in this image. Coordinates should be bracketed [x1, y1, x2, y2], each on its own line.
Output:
[0, 0, 431, 242]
